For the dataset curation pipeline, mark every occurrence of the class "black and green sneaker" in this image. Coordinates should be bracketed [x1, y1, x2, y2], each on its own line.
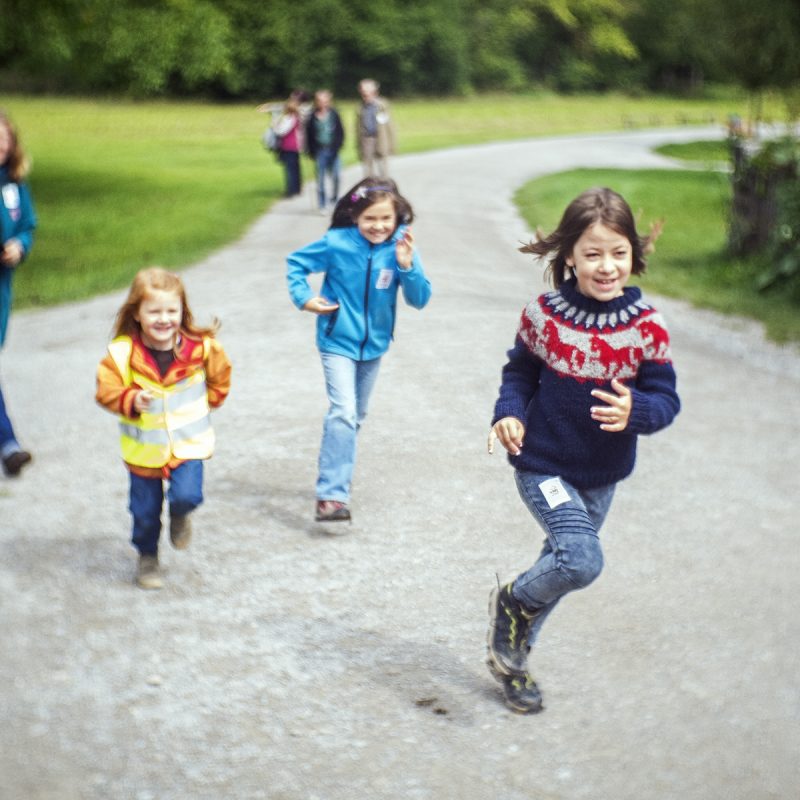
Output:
[486, 582, 533, 676]
[501, 672, 543, 714]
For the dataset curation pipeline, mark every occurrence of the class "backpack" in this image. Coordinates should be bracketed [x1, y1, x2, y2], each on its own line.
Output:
[261, 126, 281, 153]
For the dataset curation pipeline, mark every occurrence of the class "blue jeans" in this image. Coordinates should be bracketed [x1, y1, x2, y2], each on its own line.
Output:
[0, 378, 21, 458]
[512, 471, 616, 646]
[279, 150, 301, 197]
[315, 147, 340, 209]
[317, 352, 381, 502]
[128, 460, 204, 555]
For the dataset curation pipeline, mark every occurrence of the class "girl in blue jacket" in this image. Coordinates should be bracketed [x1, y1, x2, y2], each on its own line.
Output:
[287, 177, 431, 522]
[0, 111, 37, 477]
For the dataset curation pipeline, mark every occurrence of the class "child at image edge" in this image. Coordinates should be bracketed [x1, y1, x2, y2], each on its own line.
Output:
[287, 177, 431, 523]
[96, 268, 232, 589]
[486, 187, 680, 713]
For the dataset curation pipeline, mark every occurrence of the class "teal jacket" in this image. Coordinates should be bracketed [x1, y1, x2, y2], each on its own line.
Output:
[1, 165, 37, 347]
[287, 225, 431, 360]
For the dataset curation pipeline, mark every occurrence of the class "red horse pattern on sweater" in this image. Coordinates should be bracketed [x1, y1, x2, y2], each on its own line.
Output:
[518, 290, 672, 383]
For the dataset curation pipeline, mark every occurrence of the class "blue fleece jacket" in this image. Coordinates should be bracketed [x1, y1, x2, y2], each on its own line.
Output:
[286, 225, 431, 360]
[1, 165, 37, 347]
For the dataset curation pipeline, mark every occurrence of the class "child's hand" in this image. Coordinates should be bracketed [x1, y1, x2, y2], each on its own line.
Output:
[396, 228, 414, 270]
[303, 296, 340, 315]
[0, 239, 23, 267]
[590, 378, 632, 432]
[134, 390, 153, 413]
[488, 417, 526, 455]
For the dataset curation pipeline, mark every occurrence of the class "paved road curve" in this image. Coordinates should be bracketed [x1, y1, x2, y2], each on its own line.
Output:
[2, 128, 798, 799]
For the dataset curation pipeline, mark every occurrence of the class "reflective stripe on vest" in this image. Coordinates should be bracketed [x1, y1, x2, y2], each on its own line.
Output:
[108, 336, 214, 468]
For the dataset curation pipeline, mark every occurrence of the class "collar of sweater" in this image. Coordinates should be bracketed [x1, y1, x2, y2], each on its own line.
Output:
[543, 278, 650, 331]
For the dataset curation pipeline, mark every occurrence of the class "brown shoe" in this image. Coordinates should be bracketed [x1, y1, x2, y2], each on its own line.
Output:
[169, 514, 192, 550]
[315, 500, 351, 522]
[2, 450, 32, 477]
[136, 555, 163, 590]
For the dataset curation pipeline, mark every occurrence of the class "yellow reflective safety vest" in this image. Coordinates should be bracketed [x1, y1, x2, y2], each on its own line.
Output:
[108, 336, 215, 468]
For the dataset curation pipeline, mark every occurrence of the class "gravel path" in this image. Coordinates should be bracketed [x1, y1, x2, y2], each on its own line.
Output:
[1, 127, 798, 800]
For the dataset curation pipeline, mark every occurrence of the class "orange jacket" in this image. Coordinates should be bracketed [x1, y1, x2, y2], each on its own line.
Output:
[96, 333, 231, 477]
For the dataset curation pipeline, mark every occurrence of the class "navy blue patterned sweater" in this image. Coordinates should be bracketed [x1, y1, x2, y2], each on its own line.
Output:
[492, 278, 680, 488]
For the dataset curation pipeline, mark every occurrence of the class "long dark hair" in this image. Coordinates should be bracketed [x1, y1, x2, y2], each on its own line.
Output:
[330, 177, 414, 232]
[520, 187, 662, 289]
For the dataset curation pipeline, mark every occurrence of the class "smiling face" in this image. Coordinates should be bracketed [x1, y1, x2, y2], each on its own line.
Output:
[567, 222, 633, 301]
[356, 198, 397, 245]
[135, 289, 182, 350]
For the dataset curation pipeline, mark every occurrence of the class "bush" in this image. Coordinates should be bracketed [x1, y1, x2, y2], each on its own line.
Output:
[728, 133, 800, 299]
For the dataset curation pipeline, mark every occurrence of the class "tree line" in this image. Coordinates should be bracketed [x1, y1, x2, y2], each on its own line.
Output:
[1, 0, 798, 103]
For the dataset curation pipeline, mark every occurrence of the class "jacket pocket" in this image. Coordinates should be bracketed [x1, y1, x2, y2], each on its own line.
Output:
[324, 309, 339, 337]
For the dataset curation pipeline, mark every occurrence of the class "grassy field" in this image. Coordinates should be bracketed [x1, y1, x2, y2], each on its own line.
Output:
[1, 90, 796, 339]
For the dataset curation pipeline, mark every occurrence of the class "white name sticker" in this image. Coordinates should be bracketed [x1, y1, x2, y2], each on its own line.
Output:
[2, 183, 20, 210]
[375, 268, 394, 289]
[538, 477, 570, 509]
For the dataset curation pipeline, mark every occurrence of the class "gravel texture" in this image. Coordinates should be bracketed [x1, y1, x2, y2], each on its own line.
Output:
[1, 128, 798, 800]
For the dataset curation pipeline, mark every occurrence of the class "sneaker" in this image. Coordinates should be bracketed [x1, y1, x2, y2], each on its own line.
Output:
[2, 450, 32, 477]
[136, 555, 163, 590]
[486, 582, 534, 676]
[169, 514, 192, 550]
[315, 500, 351, 522]
[501, 671, 544, 714]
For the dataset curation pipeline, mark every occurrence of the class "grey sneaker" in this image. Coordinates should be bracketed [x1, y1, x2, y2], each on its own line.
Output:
[486, 582, 534, 676]
[136, 555, 163, 590]
[501, 671, 544, 714]
[169, 514, 192, 550]
[486, 656, 544, 714]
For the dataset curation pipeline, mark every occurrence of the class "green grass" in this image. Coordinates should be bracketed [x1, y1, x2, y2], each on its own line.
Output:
[1, 89, 794, 340]
[514, 167, 800, 343]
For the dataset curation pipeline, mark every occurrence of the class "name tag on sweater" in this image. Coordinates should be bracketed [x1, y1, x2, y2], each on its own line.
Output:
[538, 477, 570, 509]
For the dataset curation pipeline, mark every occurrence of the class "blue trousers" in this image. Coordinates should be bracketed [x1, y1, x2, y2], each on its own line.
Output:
[314, 147, 341, 209]
[512, 471, 616, 646]
[316, 353, 382, 503]
[0, 378, 21, 458]
[128, 460, 204, 556]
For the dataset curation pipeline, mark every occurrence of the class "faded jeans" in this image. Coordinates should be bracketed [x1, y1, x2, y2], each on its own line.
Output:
[512, 471, 616, 646]
[316, 352, 381, 503]
[315, 147, 340, 209]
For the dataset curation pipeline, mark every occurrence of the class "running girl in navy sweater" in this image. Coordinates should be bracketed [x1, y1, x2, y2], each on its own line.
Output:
[486, 187, 680, 713]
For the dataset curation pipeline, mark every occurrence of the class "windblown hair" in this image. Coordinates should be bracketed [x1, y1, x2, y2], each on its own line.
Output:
[330, 177, 414, 232]
[520, 187, 663, 289]
[0, 111, 31, 182]
[112, 267, 219, 341]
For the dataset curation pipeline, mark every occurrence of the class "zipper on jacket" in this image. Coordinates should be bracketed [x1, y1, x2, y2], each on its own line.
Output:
[359, 245, 374, 359]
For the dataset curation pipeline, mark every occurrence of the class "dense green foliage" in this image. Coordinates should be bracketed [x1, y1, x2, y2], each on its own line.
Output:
[728, 135, 800, 301]
[1, 1, 798, 101]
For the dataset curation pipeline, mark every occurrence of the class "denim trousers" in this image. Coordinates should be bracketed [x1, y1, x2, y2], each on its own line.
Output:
[0, 378, 21, 457]
[315, 147, 341, 209]
[512, 471, 616, 646]
[128, 460, 204, 555]
[279, 150, 301, 196]
[317, 352, 382, 502]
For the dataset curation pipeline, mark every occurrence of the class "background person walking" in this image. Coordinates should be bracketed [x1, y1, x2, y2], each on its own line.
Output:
[0, 110, 36, 477]
[486, 187, 680, 714]
[306, 89, 345, 214]
[286, 178, 430, 523]
[355, 79, 395, 178]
